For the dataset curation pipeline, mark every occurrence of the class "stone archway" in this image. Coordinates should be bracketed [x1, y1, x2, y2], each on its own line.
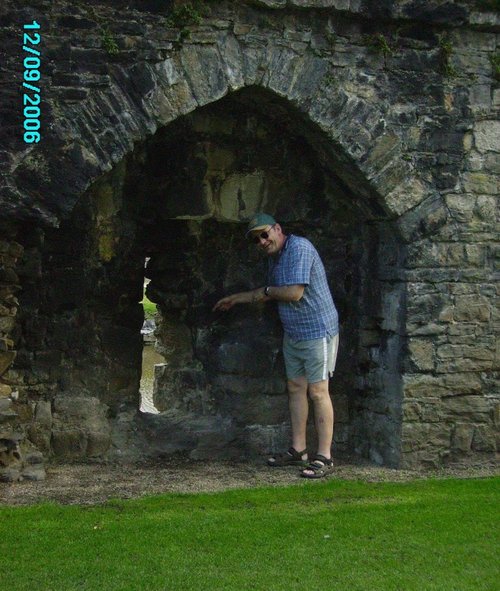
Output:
[10, 85, 407, 467]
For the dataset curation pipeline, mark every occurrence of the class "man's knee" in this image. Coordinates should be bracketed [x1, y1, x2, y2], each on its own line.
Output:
[308, 380, 330, 402]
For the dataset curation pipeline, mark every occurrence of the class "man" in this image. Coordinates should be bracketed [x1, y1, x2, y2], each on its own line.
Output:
[213, 213, 339, 478]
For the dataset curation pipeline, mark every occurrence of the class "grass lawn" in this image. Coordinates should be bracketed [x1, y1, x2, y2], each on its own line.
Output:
[1, 477, 498, 591]
[141, 294, 157, 319]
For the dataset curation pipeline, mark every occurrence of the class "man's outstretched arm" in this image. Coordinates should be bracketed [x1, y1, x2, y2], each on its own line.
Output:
[212, 284, 304, 312]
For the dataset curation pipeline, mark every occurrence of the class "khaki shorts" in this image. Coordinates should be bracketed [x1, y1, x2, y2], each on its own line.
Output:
[283, 333, 339, 383]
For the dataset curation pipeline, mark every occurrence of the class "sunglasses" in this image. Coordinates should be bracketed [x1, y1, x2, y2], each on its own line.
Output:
[251, 225, 275, 244]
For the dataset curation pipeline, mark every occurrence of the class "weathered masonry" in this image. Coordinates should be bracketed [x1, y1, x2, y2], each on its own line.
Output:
[0, 0, 498, 481]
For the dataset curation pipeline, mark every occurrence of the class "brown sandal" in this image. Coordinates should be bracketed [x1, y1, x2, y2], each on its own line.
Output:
[300, 455, 334, 478]
[267, 447, 308, 467]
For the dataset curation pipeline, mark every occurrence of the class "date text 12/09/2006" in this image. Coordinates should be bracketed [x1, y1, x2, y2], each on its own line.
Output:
[22, 20, 42, 144]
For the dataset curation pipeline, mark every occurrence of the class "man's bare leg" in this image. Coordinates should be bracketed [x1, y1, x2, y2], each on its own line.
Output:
[307, 379, 334, 459]
[287, 376, 309, 459]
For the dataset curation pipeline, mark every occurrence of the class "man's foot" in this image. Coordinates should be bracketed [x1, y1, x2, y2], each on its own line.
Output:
[267, 447, 308, 467]
[300, 455, 334, 478]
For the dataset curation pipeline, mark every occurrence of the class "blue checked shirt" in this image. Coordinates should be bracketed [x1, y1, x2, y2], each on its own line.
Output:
[268, 235, 339, 341]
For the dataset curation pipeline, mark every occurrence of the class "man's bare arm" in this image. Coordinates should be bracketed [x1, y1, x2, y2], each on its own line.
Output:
[212, 284, 304, 312]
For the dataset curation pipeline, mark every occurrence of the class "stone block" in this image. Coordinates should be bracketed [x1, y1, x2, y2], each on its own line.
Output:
[53, 396, 108, 423]
[462, 172, 498, 195]
[442, 395, 490, 421]
[471, 425, 496, 452]
[494, 402, 500, 429]
[420, 398, 442, 423]
[403, 373, 444, 398]
[474, 195, 498, 222]
[179, 46, 227, 105]
[444, 193, 475, 221]
[217, 171, 267, 221]
[438, 307, 454, 323]
[474, 120, 500, 153]
[436, 358, 493, 373]
[0, 337, 14, 352]
[401, 422, 451, 453]
[21, 465, 46, 481]
[409, 322, 448, 336]
[86, 431, 112, 456]
[484, 153, 500, 174]
[494, 88, 500, 108]
[408, 338, 434, 371]
[0, 398, 12, 413]
[406, 291, 447, 324]
[384, 176, 427, 217]
[403, 400, 422, 421]
[451, 423, 474, 452]
[153, 364, 208, 412]
[51, 396, 110, 458]
[24, 451, 44, 465]
[437, 344, 494, 362]
[364, 132, 401, 173]
[34, 401, 52, 427]
[0, 468, 22, 482]
[0, 383, 12, 397]
[454, 294, 491, 322]
[28, 401, 52, 452]
[0, 317, 16, 334]
[219, 34, 245, 91]
[51, 429, 87, 458]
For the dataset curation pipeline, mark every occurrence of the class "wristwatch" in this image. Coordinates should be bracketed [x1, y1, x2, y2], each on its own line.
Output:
[264, 286, 271, 297]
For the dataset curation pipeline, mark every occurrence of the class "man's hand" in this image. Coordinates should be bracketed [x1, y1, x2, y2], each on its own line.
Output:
[212, 291, 254, 312]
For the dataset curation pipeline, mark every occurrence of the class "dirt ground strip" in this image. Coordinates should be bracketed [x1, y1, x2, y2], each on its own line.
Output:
[1, 456, 498, 506]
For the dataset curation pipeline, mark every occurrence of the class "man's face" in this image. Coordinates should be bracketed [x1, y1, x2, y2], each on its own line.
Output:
[251, 224, 283, 256]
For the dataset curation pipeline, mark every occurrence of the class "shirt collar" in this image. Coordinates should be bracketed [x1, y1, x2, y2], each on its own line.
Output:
[280, 234, 291, 254]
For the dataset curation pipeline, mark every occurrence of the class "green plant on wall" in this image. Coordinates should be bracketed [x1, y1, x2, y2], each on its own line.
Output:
[166, 1, 207, 45]
[366, 33, 394, 67]
[166, 1, 204, 28]
[439, 36, 458, 78]
[101, 27, 119, 55]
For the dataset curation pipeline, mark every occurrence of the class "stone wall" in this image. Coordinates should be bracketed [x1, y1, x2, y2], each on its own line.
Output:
[0, 237, 46, 481]
[0, 0, 498, 474]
